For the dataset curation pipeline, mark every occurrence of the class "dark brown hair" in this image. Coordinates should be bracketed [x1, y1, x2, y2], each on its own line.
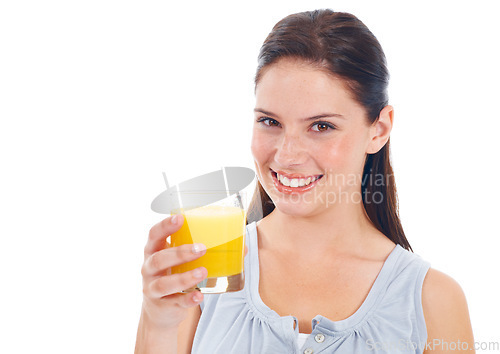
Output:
[247, 9, 412, 251]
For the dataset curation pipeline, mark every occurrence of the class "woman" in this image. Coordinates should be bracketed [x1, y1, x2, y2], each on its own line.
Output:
[136, 9, 474, 353]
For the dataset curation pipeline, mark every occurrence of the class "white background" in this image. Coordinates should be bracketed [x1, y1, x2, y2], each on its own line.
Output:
[1, 0, 499, 353]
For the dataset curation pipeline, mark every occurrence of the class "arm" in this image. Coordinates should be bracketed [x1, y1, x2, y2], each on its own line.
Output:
[135, 308, 178, 354]
[422, 268, 475, 353]
[135, 305, 201, 354]
[177, 305, 202, 354]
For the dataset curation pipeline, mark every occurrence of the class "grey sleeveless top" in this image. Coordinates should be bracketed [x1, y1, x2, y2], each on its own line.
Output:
[192, 222, 431, 353]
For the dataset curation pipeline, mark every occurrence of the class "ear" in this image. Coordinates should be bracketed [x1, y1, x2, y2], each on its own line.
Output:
[366, 105, 394, 154]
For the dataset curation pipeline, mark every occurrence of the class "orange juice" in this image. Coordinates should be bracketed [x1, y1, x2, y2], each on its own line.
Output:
[170, 205, 246, 278]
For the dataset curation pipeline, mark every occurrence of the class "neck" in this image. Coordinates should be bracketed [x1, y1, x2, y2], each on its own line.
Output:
[258, 199, 378, 256]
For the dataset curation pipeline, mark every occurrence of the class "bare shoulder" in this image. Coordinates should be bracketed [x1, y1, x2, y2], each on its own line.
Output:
[422, 268, 475, 353]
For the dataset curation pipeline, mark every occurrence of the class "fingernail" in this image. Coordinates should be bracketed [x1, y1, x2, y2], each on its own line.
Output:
[192, 243, 206, 254]
[193, 292, 202, 303]
[171, 214, 178, 224]
[193, 267, 204, 279]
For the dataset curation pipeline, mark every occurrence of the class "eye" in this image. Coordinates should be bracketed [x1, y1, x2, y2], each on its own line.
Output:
[257, 117, 281, 127]
[311, 121, 335, 132]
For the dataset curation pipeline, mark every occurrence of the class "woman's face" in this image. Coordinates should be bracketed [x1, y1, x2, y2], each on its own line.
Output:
[251, 58, 377, 218]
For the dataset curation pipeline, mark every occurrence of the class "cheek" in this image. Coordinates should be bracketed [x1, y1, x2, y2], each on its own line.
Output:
[250, 129, 275, 162]
[313, 137, 344, 165]
[317, 135, 362, 172]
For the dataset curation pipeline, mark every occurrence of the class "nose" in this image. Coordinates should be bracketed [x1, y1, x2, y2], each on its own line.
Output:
[274, 133, 308, 167]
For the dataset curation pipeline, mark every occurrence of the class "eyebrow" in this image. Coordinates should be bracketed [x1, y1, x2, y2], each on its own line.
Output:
[254, 108, 345, 120]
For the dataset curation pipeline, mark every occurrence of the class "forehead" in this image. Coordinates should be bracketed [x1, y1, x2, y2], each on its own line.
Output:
[255, 59, 363, 118]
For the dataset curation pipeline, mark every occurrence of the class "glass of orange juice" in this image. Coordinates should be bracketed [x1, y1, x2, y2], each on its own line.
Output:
[168, 190, 246, 293]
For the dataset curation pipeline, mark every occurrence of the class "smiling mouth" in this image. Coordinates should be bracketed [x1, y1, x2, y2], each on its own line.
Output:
[270, 169, 323, 192]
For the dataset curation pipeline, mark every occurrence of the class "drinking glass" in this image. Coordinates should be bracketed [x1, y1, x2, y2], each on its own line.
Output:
[168, 190, 246, 293]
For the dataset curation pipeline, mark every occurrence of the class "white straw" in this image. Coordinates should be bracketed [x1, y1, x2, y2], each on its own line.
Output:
[175, 184, 184, 211]
[221, 166, 230, 197]
[162, 172, 170, 189]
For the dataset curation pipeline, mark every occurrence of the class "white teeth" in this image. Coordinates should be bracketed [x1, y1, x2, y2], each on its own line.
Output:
[275, 172, 320, 188]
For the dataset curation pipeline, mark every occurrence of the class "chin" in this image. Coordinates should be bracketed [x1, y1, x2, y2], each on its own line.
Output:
[274, 202, 317, 218]
[265, 188, 321, 218]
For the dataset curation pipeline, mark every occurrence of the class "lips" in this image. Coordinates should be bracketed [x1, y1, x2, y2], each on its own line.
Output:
[270, 168, 323, 194]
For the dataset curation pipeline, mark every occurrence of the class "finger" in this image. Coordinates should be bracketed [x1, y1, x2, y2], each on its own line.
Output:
[146, 267, 208, 298]
[163, 291, 204, 309]
[144, 214, 184, 258]
[142, 243, 207, 277]
[244, 245, 248, 257]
